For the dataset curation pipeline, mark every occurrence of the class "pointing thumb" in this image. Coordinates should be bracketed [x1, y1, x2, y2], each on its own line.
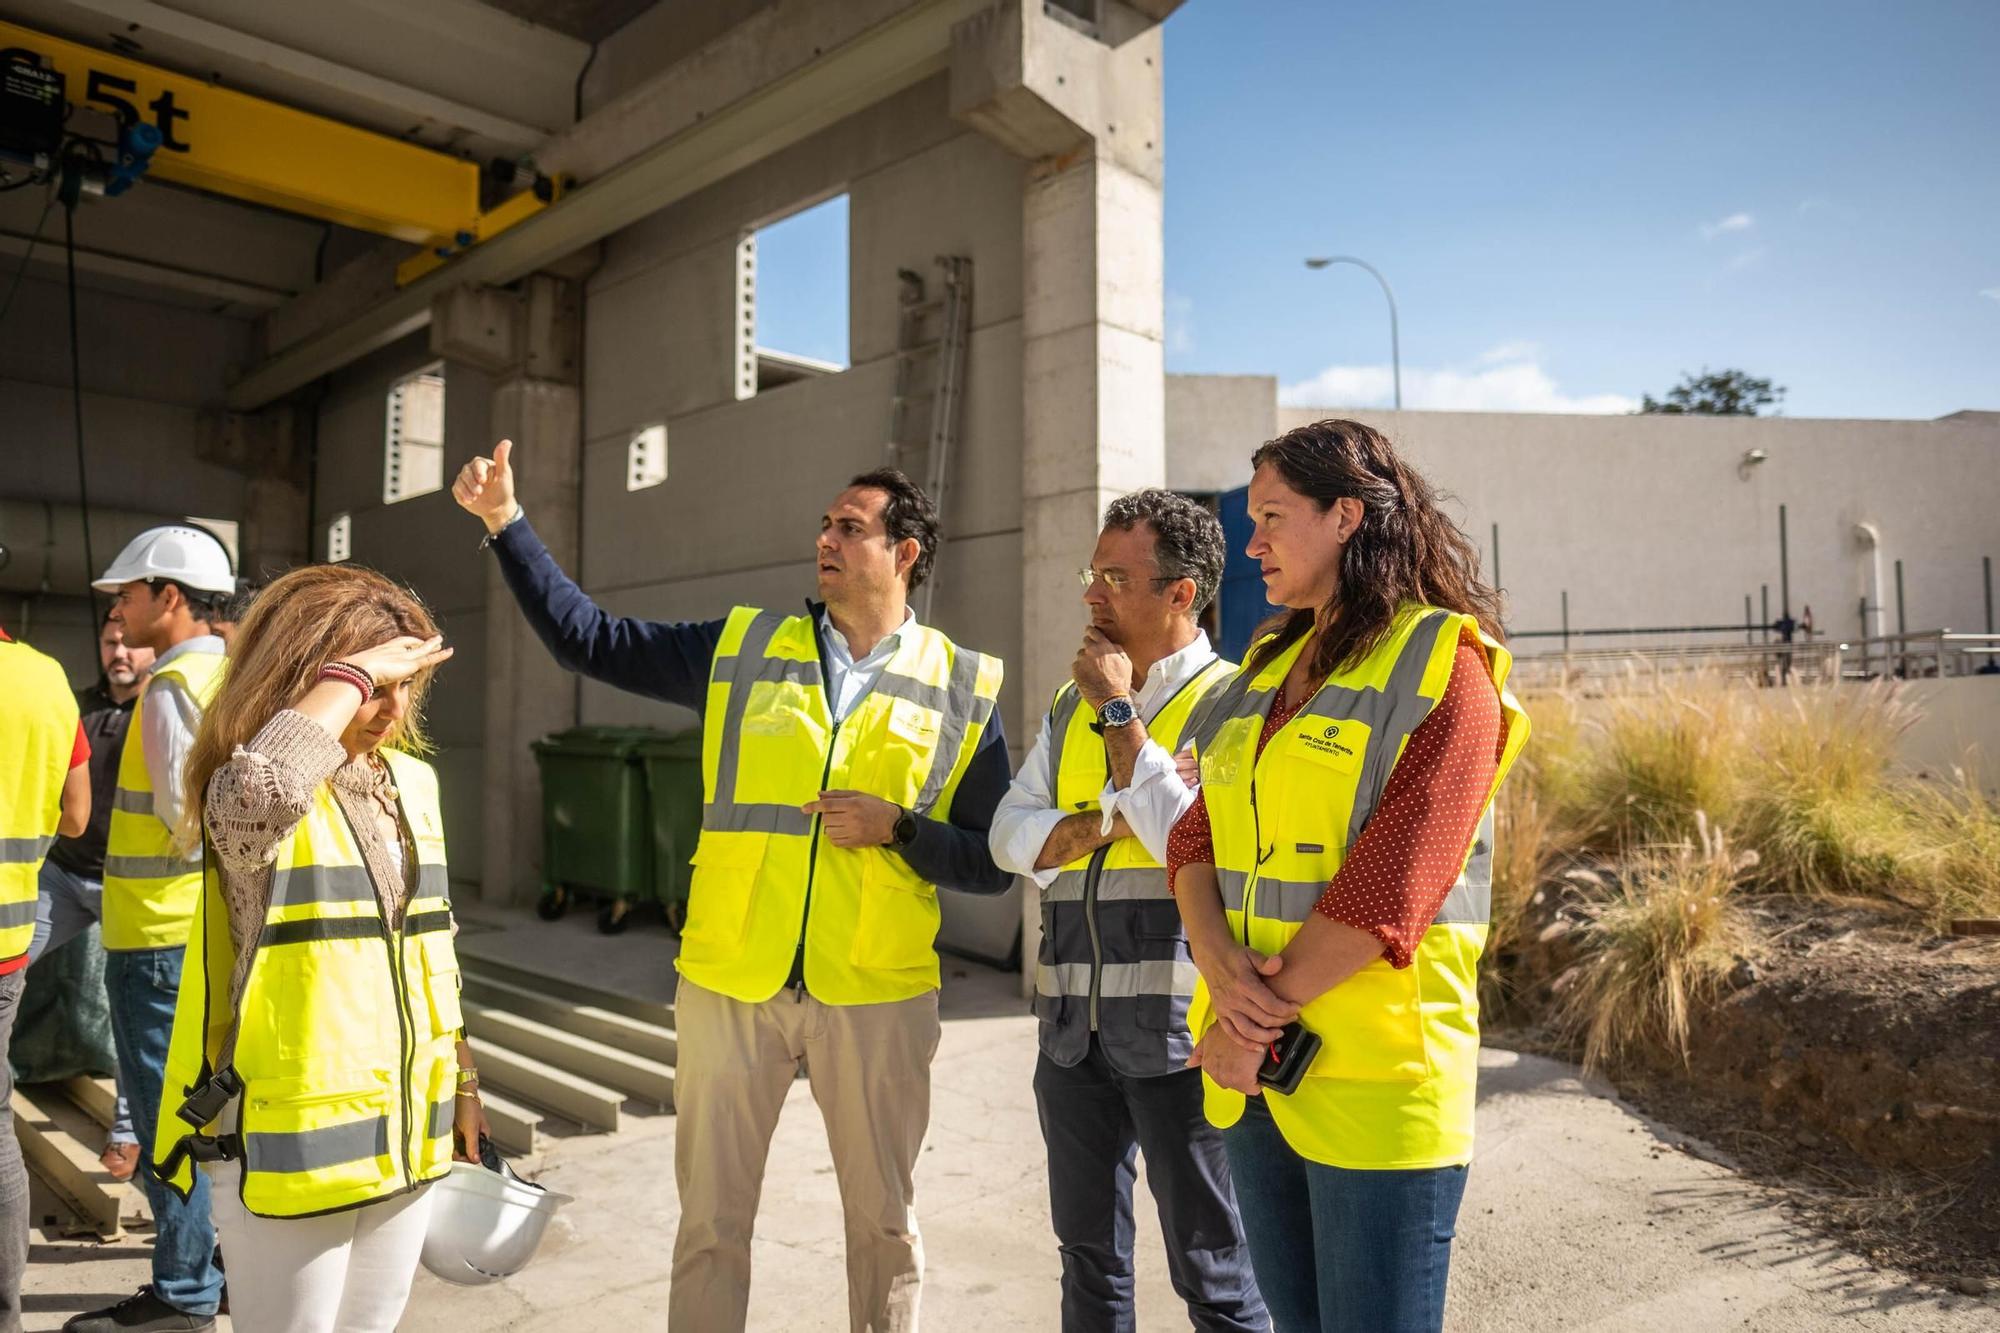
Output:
[1254, 950, 1284, 977]
[493, 438, 514, 474]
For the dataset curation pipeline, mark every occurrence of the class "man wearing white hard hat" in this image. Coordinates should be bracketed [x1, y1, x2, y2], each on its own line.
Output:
[67, 526, 233, 1333]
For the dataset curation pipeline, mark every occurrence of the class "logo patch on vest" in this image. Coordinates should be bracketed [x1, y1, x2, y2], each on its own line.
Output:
[1292, 720, 1363, 771]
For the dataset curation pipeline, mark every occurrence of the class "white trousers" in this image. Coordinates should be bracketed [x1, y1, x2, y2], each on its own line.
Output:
[205, 1160, 436, 1333]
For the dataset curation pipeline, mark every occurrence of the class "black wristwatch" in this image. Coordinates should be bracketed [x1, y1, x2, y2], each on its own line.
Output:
[889, 806, 919, 850]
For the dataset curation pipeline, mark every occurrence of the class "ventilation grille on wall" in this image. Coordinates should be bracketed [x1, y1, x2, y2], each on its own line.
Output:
[384, 366, 446, 505]
[734, 234, 757, 402]
[327, 513, 352, 563]
[628, 424, 668, 491]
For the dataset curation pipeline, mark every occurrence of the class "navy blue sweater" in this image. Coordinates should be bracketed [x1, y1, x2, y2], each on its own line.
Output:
[488, 517, 1012, 895]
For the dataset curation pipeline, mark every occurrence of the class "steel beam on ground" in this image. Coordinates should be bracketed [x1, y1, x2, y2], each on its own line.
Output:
[458, 955, 674, 1030]
[475, 1087, 544, 1157]
[59, 1076, 118, 1130]
[13, 1088, 124, 1240]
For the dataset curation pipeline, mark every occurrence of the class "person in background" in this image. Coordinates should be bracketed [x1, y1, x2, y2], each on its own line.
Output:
[1170, 420, 1529, 1333]
[67, 527, 234, 1333]
[153, 564, 478, 1333]
[210, 581, 260, 650]
[31, 612, 154, 1180]
[989, 490, 1265, 1332]
[0, 616, 91, 1333]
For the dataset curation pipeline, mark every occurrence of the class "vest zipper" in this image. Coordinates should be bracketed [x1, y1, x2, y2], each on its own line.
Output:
[1083, 845, 1110, 1032]
[794, 717, 842, 999]
[1244, 779, 1264, 948]
[381, 923, 418, 1191]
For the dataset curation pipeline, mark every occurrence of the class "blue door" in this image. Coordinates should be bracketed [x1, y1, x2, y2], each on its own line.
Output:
[1215, 484, 1278, 661]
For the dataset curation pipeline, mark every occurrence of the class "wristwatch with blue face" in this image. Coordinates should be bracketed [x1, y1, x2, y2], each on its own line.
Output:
[1096, 696, 1138, 729]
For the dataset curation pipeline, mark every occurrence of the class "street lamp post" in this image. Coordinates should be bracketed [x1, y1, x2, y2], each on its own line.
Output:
[1304, 255, 1402, 410]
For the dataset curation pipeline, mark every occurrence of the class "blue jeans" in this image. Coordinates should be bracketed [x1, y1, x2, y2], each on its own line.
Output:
[1222, 1100, 1467, 1333]
[104, 947, 222, 1316]
[30, 861, 135, 1144]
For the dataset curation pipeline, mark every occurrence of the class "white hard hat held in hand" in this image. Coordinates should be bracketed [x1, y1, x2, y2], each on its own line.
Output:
[422, 1140, 572, 1286]
[93, 525, 237, 595]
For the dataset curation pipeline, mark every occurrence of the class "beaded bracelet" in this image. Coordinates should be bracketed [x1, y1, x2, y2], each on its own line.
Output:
[317, 661, 374, 705]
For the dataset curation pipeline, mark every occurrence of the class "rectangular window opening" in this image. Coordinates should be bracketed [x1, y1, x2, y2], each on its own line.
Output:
[742, 193, 849, 398]
[384, 364, 446, 504]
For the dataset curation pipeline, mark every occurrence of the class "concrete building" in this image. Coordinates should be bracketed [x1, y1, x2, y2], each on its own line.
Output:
[1, 0, 1183, 951]
[1166, 376, 2000, 660]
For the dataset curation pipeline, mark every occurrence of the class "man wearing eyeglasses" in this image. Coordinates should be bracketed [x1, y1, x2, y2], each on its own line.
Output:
[990, 490, 1266, 1332]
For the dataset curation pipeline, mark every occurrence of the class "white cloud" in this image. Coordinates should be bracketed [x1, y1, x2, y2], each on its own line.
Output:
[1280, 351, 1637, 415]
[1699, 212, 1755, 240]
[1725, 246, 1768, 272]
[1982, 287, 2000, 302]
[1165, 291, 1195, 357]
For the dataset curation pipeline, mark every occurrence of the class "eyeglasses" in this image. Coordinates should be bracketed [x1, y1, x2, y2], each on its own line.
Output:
[1076, 568, 1178, 592]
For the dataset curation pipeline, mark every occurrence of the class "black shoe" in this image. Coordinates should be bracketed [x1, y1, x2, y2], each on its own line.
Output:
[63, 1287, 217, 1332]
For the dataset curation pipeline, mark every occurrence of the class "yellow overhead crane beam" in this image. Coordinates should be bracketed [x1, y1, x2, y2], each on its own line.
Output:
[1, 20, 558, 287]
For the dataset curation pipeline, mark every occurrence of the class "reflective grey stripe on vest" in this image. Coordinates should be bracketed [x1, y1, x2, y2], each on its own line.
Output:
[701, 800, 811, 837]
[0, 899, 39, 929]
[1435, 809, 1495, 925]
[428, 1098, 454, 1141]
[1036, 958, 1199, 1000]
[913, 647, 992, 815]
[103, 853, 200, 880]
[112, 789, 155, 815]
[1045, 687, 1084, 794]
[706, 653, 823, 691]
[706, 611, 791, 831]
[1326, 611, 1453, 852]
[1044, 866, 1175, 903]
[243, 1115, 390, 1175]
[270, 862, 451, 910]
[1216, 867, 1247, 912]
[0, 836, 54, 863]
[874, 670, 949, 713]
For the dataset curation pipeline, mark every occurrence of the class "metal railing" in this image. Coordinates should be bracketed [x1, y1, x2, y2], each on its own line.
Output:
[1510, 630, 2000, 693]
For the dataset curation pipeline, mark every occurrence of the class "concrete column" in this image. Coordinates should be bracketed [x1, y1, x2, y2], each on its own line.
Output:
[198, 405, 311, 579]
[952, 1, 1169, 993]
[433, 275, 584, 907]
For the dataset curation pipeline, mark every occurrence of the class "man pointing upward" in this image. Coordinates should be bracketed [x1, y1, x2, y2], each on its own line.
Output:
[456, 439, 1012, 1332]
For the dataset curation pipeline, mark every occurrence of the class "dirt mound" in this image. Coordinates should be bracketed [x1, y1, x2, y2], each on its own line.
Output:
[1493, 892, 2000, 1282]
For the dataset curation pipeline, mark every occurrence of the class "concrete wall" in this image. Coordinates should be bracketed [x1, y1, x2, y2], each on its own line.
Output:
[309, 332, 502, 889]
[573, 72, 1031, 745]
[1165, 380, 2000, 656]
[0, 272, 254, 677]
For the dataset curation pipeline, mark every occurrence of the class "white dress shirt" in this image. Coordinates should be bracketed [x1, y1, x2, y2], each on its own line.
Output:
[989, 631, 1220, 888]
[139, 634, 227, 835]
[818, 608, 915, 722]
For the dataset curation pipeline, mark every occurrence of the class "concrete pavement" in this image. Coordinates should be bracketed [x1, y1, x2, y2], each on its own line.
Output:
[20, 958, 1996, 1330]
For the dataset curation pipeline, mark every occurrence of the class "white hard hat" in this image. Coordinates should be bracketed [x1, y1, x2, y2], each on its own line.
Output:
[421, 1158, 572, 1286]
[93, 525, 235, 595]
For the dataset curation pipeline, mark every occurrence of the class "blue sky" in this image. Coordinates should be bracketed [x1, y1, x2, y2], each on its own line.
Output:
[755, 1, 1996, 419]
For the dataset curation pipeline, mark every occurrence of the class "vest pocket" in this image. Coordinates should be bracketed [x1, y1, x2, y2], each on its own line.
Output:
[242, 1070, 396, 1198]
[684, 835, 767, 954]
[1302, 957, 1431, 1083]
[848, 853, 939, 972]
[417, 933, 464, 1035]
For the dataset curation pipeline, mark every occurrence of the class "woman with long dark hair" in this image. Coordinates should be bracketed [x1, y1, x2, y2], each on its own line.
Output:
[1168, 419, 1530, 1332]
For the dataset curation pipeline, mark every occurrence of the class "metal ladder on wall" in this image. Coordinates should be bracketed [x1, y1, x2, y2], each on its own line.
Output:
[885, 255, 973, 622]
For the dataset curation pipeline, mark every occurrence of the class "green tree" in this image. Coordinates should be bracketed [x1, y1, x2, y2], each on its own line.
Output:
[1639, 368, 1785, 416]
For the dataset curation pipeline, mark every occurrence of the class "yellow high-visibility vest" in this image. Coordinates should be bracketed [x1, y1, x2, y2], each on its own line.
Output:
[155, 748, 460, 1219]
[1188, 605, 1529, 1170]
[1035, 656, 1236, 1074]
[683, 606, 1005, 1005]
[0, 637, 81, 962]
[102, 645, 227, 950]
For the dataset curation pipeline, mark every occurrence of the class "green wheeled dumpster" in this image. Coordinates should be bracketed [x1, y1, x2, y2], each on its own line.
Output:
[636, 730, 704, 936]
[530, 726, 654, 934]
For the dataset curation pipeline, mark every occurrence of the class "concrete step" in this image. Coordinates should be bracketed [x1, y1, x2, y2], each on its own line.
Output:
[464, 1002, 674, 1110]
[458, 954, 674, 1030]
[474, 1040, 624, 1132]
[476, 1087, 543, 1157]
[461, 971, 677, 1067]
[13, 1087, 125, 1240]
[61, 1076, 118, 1130]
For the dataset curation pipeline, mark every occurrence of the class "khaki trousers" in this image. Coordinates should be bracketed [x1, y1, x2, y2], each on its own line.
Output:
[669, 978, 942, 1333]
